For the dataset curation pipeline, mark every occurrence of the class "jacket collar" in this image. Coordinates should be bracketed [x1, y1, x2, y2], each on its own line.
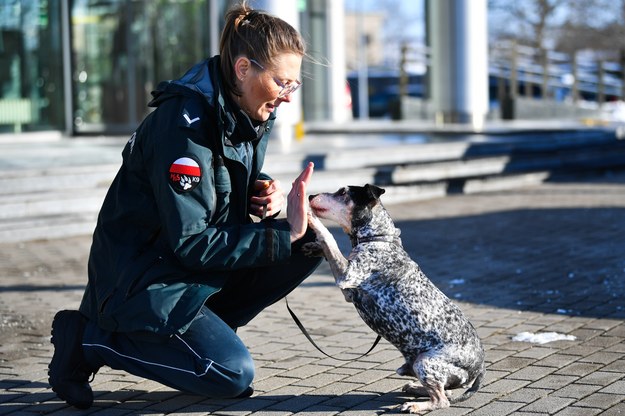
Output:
[221, 92, 273, 145]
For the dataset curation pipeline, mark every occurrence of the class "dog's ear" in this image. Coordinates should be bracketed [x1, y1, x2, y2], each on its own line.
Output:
[365, 184, 385, 200]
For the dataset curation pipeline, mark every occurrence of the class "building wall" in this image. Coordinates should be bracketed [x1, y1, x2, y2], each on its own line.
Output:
[344, 12, 385, 71]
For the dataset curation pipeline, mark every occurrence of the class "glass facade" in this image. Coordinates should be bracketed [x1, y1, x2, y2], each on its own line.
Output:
[1, 0, 338, 136]
[0, 0, 65, 132]
[0, 0, 223, 135]
[71, 0, 215, 133]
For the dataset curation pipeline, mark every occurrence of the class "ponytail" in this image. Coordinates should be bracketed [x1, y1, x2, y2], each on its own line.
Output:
[220, 1, 306, 96]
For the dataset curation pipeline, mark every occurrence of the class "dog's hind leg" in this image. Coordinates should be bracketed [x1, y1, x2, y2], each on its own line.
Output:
[400, 352, 459, 413]
[400, 380, 449, 413]
[401, 381, 429, 397]
[397, 361, 416, 377]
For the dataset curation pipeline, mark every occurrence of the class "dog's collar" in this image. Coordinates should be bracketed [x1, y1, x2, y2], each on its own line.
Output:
[352, 230, 402, 247]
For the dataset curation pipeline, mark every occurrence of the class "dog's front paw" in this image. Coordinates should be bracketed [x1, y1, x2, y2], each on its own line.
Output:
[307, 211, 324, 231]
[302, 242, 324, 258]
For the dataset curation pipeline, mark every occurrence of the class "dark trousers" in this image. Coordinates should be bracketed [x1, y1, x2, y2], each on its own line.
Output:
[82, 233, 321, 398]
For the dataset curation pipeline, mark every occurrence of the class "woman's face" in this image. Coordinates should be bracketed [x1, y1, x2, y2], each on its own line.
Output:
[236, 52, 302, 122]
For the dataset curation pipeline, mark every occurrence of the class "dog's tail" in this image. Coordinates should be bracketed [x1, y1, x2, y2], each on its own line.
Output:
[449, 367, 485, 404]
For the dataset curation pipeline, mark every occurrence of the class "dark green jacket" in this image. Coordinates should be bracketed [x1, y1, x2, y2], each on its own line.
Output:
[79, 57, 292, 335]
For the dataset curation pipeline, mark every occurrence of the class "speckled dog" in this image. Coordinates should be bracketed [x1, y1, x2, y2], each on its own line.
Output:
[305, 184, 485, 414]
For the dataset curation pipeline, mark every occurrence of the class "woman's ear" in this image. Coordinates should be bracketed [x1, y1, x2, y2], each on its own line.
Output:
[233, 56, 251, 82]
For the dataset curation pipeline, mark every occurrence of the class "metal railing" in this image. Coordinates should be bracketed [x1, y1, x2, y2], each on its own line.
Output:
[489, 40, 624, 104]
[398, 40, 625, 105]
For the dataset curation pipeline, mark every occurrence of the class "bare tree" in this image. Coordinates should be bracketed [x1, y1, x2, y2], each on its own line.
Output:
[489, 0, 566, 49]
[490, 0, 625, 55]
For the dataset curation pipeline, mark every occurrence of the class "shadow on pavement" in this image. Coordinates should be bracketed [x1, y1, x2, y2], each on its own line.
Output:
[315, 205, 625, 320]
[398, 207, 625, 319]
[15, 389, 411, 414]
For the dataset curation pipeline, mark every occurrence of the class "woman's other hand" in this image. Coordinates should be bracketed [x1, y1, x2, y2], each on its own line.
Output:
[250, 179, 285, 218]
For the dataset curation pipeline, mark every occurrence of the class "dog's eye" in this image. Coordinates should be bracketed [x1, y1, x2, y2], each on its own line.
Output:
[336, 188, 347, 196]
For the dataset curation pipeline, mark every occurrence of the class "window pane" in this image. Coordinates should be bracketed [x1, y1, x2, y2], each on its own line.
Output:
[71, 0, 211, 134]
[0, 0, 64, 132]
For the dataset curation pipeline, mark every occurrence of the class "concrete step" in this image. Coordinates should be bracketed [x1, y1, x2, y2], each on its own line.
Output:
[388, 143, 625, 185]
[0, 212, 98, 243]
[265, 128, 619, 173]
[0, 188, 107, 220]
[0, 171, 551, 243]
[0, 164, 117, 195]
[1, 130, 623, 242]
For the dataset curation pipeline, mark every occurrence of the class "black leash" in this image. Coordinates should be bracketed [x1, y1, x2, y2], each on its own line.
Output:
[285, 297, 382, 361]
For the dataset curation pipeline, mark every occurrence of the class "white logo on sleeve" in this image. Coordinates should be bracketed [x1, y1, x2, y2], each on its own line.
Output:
[183, 114, 200, 125]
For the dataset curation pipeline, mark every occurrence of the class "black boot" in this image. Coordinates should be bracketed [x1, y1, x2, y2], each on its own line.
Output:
[48, 310, 97, 409]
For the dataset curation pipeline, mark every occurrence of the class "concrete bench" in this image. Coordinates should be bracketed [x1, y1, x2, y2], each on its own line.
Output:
[0, 99, 32, 132]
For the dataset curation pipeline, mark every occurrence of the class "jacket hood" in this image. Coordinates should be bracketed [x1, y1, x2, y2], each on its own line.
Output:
[172, 58, 216, 102]
[149, 57, 217, 108]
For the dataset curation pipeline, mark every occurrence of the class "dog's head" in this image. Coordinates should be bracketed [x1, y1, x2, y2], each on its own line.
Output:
[309, 184, 386, 234]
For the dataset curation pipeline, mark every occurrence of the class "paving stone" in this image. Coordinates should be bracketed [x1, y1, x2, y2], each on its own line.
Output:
[292, 372, 348, 388]
[260, 393, 332, 413]
[507, 365, 557, 381]
[307, 382, 363, 397]
[576, 371, 623, 387]
[498, 387, 552, 404]
[604, 324, 625, 338]
[484, 348, 517, 363]
[602, 360, 625, 373]
[553, 362, 603, 377]
[480, 378, 530, 395]
[355, 377, 407, 395]
[578, 351, 623, 365]
[599, 402, 625, 416]
[599, 380, 625, 395]
[339, 369, 393, 385]
[553, 406, 603, 416]
[582, 336, 623, 348]
[551, 382, 602, 399]
[575, 392, 625, 409]
[320, 391, 381, 410]
[482, 369, 510, 385]
[293, 405, 341, 415]
[537, 353, 582, 369]
[466, 400, 525, 416]
[254, 376, 300, 393]
[280, 364, 331, 380]
[514, 346, 559, 360]
[488, 357, 536, 373]
[527, 374, 578, 390]
[519, 396, 575, 414]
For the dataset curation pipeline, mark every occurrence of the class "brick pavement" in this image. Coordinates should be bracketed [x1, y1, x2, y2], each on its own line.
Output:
[1, 171, 624, 415]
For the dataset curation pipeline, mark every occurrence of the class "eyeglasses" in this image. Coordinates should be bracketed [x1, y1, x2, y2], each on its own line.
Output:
[249, 58, 302, 98]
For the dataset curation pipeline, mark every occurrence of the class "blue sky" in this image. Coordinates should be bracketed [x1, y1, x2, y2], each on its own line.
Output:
[344, 0, 426, 43]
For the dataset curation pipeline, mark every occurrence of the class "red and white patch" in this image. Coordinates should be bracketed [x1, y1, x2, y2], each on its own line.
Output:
[169, 157, 201, 192]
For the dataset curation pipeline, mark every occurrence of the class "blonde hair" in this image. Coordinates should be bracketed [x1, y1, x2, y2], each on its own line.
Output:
[220, 1, 306, 96]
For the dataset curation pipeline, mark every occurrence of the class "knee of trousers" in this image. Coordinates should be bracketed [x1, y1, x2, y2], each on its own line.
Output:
[197, 353, 255, 398]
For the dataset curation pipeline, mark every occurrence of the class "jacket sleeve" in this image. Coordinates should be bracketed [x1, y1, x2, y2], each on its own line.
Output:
[145, 98, 292, 272]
